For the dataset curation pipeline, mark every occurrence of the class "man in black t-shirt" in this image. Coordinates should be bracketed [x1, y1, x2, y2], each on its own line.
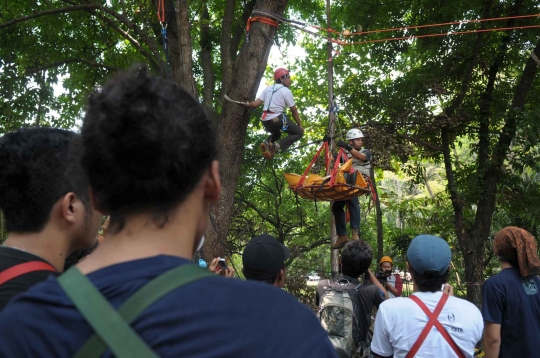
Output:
[316, 240, 387, 346]
[0, 128, 102, 310]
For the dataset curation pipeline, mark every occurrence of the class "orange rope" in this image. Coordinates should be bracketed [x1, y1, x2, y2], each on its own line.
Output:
[157, 0, 165, 24]
[311, 13, 540, 37]
[332, 24, 540, 46]
[246, 16, 279, 33]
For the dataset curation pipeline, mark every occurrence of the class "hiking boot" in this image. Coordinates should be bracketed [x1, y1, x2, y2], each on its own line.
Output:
[260, 142, 273, 160]
[351, 229, 360, 241]
[332, 235, 349, 249]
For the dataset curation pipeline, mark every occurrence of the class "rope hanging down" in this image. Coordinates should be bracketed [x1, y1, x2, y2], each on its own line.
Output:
[157, 0, 171, 79]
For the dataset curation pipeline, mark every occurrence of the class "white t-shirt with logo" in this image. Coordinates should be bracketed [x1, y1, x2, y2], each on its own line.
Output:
[257, 84, 295, 121]
[371, 291, 483, 358]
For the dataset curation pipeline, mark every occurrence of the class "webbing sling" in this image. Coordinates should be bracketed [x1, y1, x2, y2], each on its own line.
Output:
[65, 264, 215, 358]
[0, 261, 56, 286]
[406, 294, 465, 358]
[261, 84, 284, 120]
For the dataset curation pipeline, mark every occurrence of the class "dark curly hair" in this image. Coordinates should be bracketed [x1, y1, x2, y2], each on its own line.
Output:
[0, 128, 90, 232]
[409, 266, 450, 292]
[82, 65, 217, 232]
[341, 240, 373, 278]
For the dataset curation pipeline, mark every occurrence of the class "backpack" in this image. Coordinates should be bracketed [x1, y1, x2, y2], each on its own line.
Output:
[318, 278, 363, 358]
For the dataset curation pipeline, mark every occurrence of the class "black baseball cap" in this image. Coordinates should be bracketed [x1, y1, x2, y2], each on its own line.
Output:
[242, 234, 290, 281]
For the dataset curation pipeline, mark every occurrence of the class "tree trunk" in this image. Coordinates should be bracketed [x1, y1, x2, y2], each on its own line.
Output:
[175, 0, 198, 96]
[370, 166, 384, 262]
[199, 4, 215, 106]
[204, 0, 289, 260]
[465, 39, 540, 304]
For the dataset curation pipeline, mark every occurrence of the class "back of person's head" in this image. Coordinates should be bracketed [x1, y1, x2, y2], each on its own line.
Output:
[341, 240, 373, 278]
[81, 65, 217, 232]
[493, 226, 540, 277]
[407, 234, 451, 292]
[242, 234, 290, 286]
[0, 127, 89, 232]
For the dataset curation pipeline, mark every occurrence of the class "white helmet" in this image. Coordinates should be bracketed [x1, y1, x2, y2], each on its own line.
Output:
[346, 128, 364, 140]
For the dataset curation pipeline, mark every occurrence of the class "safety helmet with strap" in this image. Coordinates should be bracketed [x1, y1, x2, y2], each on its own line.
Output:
[274, 68, 290, 81]
[346, 128, 364, 140]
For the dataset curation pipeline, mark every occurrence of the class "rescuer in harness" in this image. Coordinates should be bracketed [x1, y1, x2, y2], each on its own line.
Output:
[247, 68, 304, 160]
[331, 128, 372, 249]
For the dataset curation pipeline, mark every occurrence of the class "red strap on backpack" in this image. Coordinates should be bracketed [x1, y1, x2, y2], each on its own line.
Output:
[0, 261, 56, 286]
[406, 294, 465, 358]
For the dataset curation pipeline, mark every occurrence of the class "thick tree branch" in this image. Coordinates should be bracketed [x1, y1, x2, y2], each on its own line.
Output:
[478, 0, 523, 174]
[231, 0, 257, 59]
[0, 4, 100, 29]
[287, 237, 331, 265]
[219, 0, 236, 98]
[200, 4, 215, 106]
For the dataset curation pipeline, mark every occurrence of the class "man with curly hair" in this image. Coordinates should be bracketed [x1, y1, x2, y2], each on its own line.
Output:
[317, 240, 387, 357]
[0, 128, 101, 311]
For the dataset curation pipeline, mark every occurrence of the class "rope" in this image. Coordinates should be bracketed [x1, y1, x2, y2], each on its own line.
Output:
[249, 9, 540, 47]
[245, 14, 279, 44]
[246, 16, 280, 32]
[157, 0, 171, 79]
[317, 13, 540, 37]
[340, 25, 540, 46]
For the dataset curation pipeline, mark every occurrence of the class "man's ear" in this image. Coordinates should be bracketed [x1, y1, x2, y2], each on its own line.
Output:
[205, 160, 221, 202]
[60, 192, 79, 224]
[275, 269, 285, 287]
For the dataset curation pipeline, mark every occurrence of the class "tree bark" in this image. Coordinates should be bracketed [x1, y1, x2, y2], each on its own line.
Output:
[199, 4, 215, 106]
[175, 0, 198, 96]
[219, 0, 236, 99]
[204, 0, 289, 260]
[370, 166, 384, 261]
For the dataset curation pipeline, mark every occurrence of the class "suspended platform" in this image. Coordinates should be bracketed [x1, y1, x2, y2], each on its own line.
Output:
[284, 140, 374, 202]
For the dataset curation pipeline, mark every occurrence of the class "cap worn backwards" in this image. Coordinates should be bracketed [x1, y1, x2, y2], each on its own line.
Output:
[242, 234, 290, 280]
[407, 234, 451, 275]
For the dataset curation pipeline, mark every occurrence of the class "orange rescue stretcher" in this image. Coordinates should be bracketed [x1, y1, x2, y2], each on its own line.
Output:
[284, 140, 376, 202]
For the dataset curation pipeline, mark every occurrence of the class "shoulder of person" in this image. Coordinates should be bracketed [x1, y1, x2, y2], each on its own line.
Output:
[378, 296, 411, 311]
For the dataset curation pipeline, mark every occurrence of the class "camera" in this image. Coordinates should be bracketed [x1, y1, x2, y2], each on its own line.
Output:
[375, 271, 387, 285]
[218, 258, 228, 271]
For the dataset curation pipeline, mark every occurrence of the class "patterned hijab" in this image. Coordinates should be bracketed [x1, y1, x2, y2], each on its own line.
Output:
[493, 226, 540, 277]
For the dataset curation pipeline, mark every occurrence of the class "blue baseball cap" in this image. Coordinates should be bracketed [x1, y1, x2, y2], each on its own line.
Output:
[407, 235, 451, 275]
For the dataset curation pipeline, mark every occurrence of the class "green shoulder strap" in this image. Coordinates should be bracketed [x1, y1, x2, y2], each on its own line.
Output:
[59, 264, 214, 358]
[58, 267, 159, 358]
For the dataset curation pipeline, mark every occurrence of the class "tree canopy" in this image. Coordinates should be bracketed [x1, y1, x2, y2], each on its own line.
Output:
[2, 0, 540, 306]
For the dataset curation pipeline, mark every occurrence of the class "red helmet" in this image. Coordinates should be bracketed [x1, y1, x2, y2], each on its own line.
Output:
[273, 68, 290, 81]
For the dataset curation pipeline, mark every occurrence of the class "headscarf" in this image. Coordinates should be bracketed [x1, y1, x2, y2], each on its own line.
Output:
[493, 226, 540, 277]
